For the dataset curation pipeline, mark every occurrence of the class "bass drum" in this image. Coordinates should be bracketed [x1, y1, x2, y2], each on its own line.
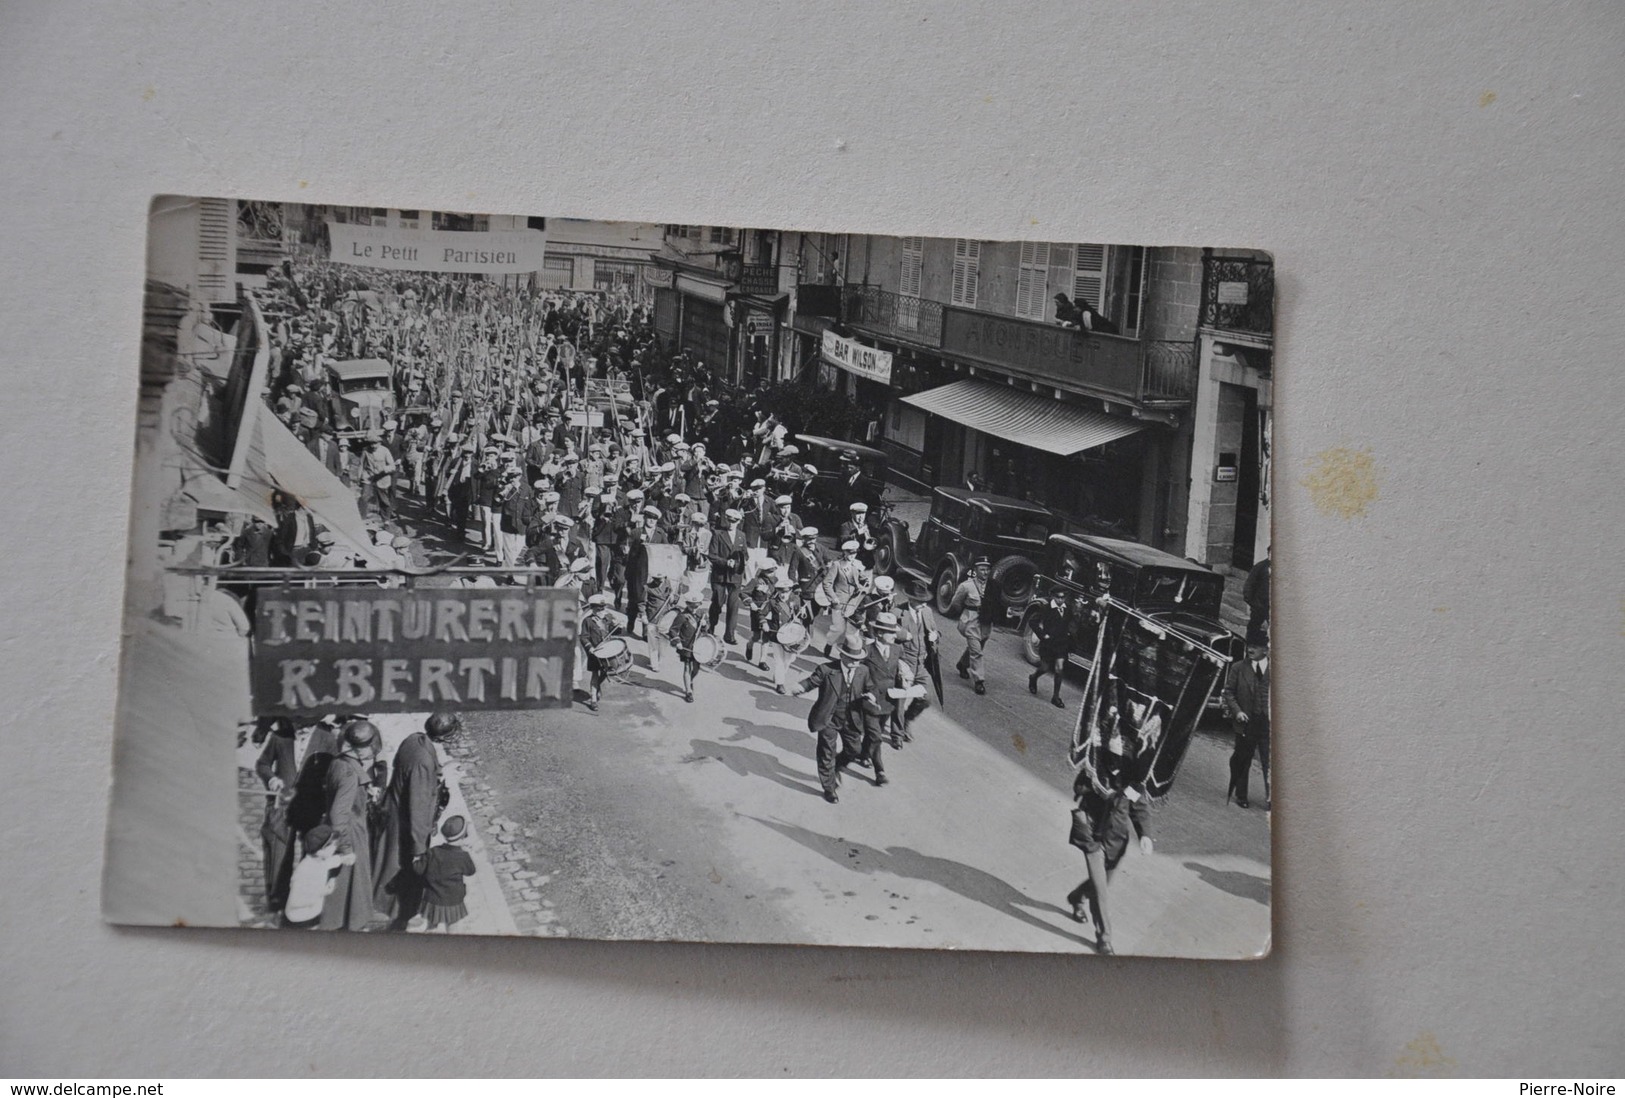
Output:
[691, 632, 725, 670]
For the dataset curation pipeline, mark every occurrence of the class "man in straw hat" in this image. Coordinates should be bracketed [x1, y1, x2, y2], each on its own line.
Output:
[791, 631, 884, 804]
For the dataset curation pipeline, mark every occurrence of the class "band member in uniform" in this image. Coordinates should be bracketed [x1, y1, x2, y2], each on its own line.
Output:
[623, 503, 665, 640]
[839, 501, 875, 567]
[707, 507, 748, 645]
[791, 632, 883, 803]
[668, 589, 707, 703]
[859, 574, 897, 632]
[791, 526, 824, 609]
[768, 494, 803, 567]
[949, 557, 995, 695]
[579, 592, 616, 712]
[863, 613, 905, 773]
[740, 478, 774, 549]
[1222, 630, 1271, 809]
[763, 572, 801, 694]
[641, 573, 675, 672]
[816, 539, 871, 656]
[1027, 588, 1074, 709]
[741, 558, 781, 666]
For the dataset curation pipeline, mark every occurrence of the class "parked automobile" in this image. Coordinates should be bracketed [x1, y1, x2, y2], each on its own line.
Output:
[1016, 532, 1241, 693]
[791, 434, 889, 522]
[874, 487, 1056, 618]
[325, 357, 396, 433]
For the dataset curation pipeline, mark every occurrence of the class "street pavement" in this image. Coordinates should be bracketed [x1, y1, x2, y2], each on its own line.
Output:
[336, 490, 1272, 957]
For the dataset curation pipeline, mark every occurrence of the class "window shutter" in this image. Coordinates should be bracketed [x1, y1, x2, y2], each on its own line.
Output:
[1016, 241, 1050, 318]
[899, 237, 923, 297]
[952, 238, 980, 307]
[1074, 243, 1108, 311]
[197, 197, 232, 302]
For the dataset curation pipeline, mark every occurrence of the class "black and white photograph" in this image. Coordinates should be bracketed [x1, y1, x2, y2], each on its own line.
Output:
[106, 197, 1275, 959]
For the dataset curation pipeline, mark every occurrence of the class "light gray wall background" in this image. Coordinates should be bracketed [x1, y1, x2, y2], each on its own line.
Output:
[2, 1, 1621, 1077]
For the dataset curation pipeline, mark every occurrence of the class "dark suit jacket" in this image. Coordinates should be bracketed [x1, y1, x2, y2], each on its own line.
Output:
[797, 660, 880, 732]
[740, 495, 774, 548]
[708, 528, 746, 583]
[1223, 659, 1270, 726]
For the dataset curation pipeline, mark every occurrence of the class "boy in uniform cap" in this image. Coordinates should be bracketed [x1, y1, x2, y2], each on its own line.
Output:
[791, 631, 884, 803]
[668, 589, 707, 703]
[579, 592, 616, 711]
[741, 558, 781, 666]
[622, 501, 666, 639]
[762, 571, 802, 694]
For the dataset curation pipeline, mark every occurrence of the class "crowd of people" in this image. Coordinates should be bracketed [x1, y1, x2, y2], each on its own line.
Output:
[226, 255, 1270, 953]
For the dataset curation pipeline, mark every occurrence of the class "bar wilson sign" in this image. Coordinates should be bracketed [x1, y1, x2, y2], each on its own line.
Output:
[821, 330, 893, 385]
[327, 222, 548, 275]
[251, 588, 578, 716]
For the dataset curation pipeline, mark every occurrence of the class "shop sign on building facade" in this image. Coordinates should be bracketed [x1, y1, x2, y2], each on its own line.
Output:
[251, 588, 579, 716]
[821, 329, 893, 385]
[940, 306, 1142, 400]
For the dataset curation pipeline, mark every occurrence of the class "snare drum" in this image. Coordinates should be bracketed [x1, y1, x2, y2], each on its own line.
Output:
[691, 633, 725, 670]
[775, 620, 809, 653]
[590, 636, 633, 680]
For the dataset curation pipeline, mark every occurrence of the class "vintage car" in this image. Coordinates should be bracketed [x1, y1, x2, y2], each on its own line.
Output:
[874, 487, 1057, 618]
[1016, 532, 1241, 693]
[791, 434, 889, 521]
[325, 357, 397, 433]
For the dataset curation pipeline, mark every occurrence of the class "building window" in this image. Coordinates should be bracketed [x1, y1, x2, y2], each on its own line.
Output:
[1016, 241, 1051, 318]
[898, 237, 924, 329]
[709, 226, 736, 246]
[433, 211, 487, 231]
[1106, 245, 1147, 337]
[951, 239, 980, 307]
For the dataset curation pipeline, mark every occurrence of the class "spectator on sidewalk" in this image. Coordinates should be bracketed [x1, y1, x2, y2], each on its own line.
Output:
[372, 710, 462, 930]
[418, 815, 478, 933]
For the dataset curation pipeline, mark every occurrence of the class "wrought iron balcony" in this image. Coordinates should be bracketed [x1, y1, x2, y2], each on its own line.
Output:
[842, 285, 944, 347]
[1140, 340, 1198, 402]
[1200, 254, 1274, 339]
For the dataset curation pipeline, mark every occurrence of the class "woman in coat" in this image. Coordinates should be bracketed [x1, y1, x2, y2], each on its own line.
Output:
[316, 720, 382, 931]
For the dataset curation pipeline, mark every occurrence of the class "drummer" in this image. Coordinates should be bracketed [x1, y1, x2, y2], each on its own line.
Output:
[668, 589, 707, 704]
[741, 558, 781, 668]
[641, 573, 676, 672]
[579, 592, 617, 713]
[763, 572, 803, 695]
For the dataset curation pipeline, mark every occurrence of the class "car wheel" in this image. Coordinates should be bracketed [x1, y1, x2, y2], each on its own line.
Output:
[1019, 611, 1042, 667]
[873, 528, 900, 577]
[934, 562, 961, 617]
[991, 555, 1038, 606]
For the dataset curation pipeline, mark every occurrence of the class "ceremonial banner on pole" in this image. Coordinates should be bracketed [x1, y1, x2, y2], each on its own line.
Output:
[327, 221, 548, 274]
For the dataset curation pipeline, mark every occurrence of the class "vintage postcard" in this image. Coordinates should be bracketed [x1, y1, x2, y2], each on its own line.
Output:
[105, 196, 1274, 958]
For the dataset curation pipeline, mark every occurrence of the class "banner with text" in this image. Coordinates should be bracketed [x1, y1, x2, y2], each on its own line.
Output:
[326, 222, 549, 274]
[820, 329, 894, 385]
[251, 588, 579, 716]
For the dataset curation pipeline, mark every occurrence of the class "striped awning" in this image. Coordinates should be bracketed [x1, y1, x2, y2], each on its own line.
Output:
[901, 379, 1146, 456]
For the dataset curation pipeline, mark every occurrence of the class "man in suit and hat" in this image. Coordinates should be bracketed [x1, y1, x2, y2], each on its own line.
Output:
[863, 613, 905, 773]
[893, 577, 938, 738]
[254, 717, 339, 914]
[1222, 630, 1271, 809]
[792, 632, 883, 803]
